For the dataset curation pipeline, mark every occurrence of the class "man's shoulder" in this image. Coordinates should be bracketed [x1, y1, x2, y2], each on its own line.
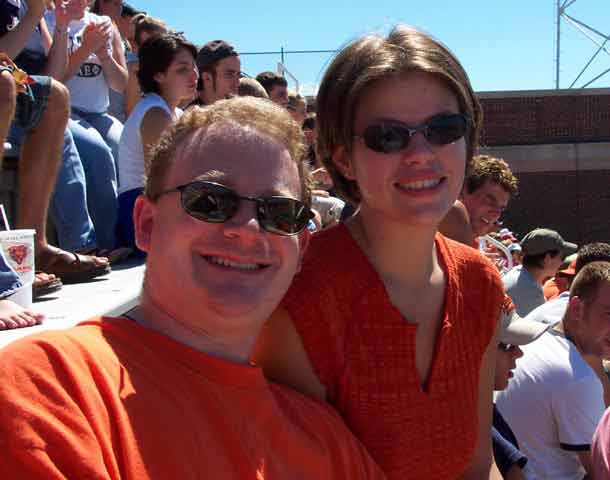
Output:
[0, 316, 123, 372]
[520, 332, 594, 385]
[268, 382, 368, 449]
[438, 233, 502, 287]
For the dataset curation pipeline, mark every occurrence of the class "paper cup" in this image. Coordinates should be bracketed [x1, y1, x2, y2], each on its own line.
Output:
[0, 229, 35, 307]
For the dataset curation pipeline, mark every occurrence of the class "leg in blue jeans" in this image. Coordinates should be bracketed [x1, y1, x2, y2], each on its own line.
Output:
[9, 120, 97, 253]
[69, 117, 118, 249]
[48, 128, 97, 251]
[0, 248, 22, 300]
[116, 188, 145, 258]
[72, 110, 123, 172]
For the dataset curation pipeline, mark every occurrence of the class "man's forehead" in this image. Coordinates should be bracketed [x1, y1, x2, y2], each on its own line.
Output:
[168, 123, 299, 189]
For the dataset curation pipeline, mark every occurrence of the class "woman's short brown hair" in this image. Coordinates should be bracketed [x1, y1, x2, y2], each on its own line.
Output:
[145, 96, 311, 207]
[316, 24, 482, 204]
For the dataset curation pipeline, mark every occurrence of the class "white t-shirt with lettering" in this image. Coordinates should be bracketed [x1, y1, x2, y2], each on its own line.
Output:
[65, 11, 113, 113]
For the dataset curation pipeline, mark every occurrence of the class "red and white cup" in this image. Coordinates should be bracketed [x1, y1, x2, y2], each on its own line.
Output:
[0, 229, 35, 307]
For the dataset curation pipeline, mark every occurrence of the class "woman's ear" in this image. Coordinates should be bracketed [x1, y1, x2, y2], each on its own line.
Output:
[331, 145, 355, 180]
[153, 71, 165, 86]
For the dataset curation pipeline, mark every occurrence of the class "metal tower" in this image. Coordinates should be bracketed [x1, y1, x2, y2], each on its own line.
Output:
[555, 0, 610, 88]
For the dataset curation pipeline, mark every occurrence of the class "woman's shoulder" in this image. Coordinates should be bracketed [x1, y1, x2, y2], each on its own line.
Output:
[437, 233, 502, 282]
[284, 224, 372, 318]
[296, 224, 368, 287]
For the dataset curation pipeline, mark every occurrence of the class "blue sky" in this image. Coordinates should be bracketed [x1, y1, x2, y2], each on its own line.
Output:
[139, 0, 610, 95]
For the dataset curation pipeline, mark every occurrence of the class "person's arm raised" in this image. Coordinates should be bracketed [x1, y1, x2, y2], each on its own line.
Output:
[96, 21, 127, 92]
[43, 0, 81, 78]
[0, 0, 48, 59]
[253, 307, 326, 400]
[124, 60, 140, 117]
[460, 324, 503, 480]
[62, 21, 105, 81]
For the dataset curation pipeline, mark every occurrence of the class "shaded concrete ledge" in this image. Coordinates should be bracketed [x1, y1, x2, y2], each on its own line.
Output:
[479, 142, 610, 173]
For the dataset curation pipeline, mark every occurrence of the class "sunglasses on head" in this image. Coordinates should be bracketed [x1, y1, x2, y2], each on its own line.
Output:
[158, 180, 314, 236]
[355, 113, 470, 154]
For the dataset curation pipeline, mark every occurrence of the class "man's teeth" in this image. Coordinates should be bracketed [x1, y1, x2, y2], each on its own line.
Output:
[206, 256, 261, 270]
[399, 179, 441, 191]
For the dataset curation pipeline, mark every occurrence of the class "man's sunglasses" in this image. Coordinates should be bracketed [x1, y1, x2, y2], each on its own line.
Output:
[355, 113, 470, 154]
[158, 181, 314, 236]
[498, 342, 518, 352]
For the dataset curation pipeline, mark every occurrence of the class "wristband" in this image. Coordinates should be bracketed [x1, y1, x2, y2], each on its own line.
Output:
[55, 25, 67, 35]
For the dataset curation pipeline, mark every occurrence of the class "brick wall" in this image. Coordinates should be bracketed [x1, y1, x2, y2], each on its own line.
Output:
[479, 90, 610, 146]
[503, 169, 610, 246]
[477, 89, 610, 245]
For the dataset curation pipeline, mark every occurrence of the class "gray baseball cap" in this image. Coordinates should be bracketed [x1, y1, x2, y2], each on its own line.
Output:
[521, 228, 577, 257]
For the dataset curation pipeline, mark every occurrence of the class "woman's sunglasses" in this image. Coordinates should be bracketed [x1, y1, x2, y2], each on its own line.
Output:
[158, 181, 314, 236]
[355, 113, 470, 154]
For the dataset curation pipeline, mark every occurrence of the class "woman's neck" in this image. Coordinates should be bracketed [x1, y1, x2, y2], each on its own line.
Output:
[347, 207, 439, 288]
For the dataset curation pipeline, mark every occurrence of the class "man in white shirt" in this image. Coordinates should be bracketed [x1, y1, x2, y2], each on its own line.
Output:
[496, 261, 610, 479]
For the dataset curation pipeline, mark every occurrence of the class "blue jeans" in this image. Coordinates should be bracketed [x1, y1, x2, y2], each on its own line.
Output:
[116, 187, 145, 257]
[8, 76, 97, 251]
[70, 112, 122, 249]
[48, 128, 97, 250]
[0, 248, 23, 300]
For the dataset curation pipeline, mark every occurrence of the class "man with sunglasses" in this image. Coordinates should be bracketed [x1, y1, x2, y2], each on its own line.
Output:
[496, 262, 610, 479]
[440, 155, 518, 247]
[0, 97, 384, 479]
[492, 297, 548, 480]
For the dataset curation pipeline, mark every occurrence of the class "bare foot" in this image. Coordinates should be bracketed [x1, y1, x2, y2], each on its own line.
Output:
[0, 299, 44, 330]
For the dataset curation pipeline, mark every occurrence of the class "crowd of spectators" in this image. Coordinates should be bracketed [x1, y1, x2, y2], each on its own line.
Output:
[2, 2, 610, 479]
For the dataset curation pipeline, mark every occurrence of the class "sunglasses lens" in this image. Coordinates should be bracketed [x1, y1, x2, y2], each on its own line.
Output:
[181, 183, 238, 222]
[426, 114, 468, 145]
[362, 123, 409, 154]
[259, 198, 312, 235]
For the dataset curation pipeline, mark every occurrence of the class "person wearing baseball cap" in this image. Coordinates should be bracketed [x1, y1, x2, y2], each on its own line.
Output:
[502, 228, 577, 317]
[492, 298, 548, 479]
[192, 40, 240, 107]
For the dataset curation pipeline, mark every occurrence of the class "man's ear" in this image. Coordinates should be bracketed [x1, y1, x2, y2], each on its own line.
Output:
[567, 295, 584, 322]
[331, 145, 355, 180]
[295, 228, 311, 274]
[133, 195, 156, 253]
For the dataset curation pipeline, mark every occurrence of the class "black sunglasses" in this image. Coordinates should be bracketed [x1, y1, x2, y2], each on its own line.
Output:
[355, 113, 470, 154]
[498, 342, 518, 352]
[158, 181, 314, 236]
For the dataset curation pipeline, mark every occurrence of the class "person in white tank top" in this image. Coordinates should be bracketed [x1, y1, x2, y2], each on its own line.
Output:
[116, 33, 198, 254]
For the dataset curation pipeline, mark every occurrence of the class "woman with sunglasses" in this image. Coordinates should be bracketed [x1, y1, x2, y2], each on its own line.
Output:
[116, 34, 198, 253]
[254, 25, 505, 479]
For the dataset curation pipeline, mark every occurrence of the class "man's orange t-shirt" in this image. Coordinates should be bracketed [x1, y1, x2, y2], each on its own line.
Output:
[0, 317, 384, 479]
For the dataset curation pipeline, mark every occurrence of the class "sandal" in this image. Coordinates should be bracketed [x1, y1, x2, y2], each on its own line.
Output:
[33, 271, 63, 299]
[36, 246, 111, 284]
[75, 246, 134, 265]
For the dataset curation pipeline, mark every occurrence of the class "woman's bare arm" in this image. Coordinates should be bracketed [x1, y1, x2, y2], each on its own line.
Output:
[460, 324, 503, 480]
[253, 307, 326, 400]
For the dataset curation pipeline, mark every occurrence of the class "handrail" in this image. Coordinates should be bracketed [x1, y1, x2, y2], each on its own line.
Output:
[479, 234, 514, 274]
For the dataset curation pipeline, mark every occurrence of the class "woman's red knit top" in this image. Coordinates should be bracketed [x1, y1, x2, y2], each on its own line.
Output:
[282, 223, 504, 479]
